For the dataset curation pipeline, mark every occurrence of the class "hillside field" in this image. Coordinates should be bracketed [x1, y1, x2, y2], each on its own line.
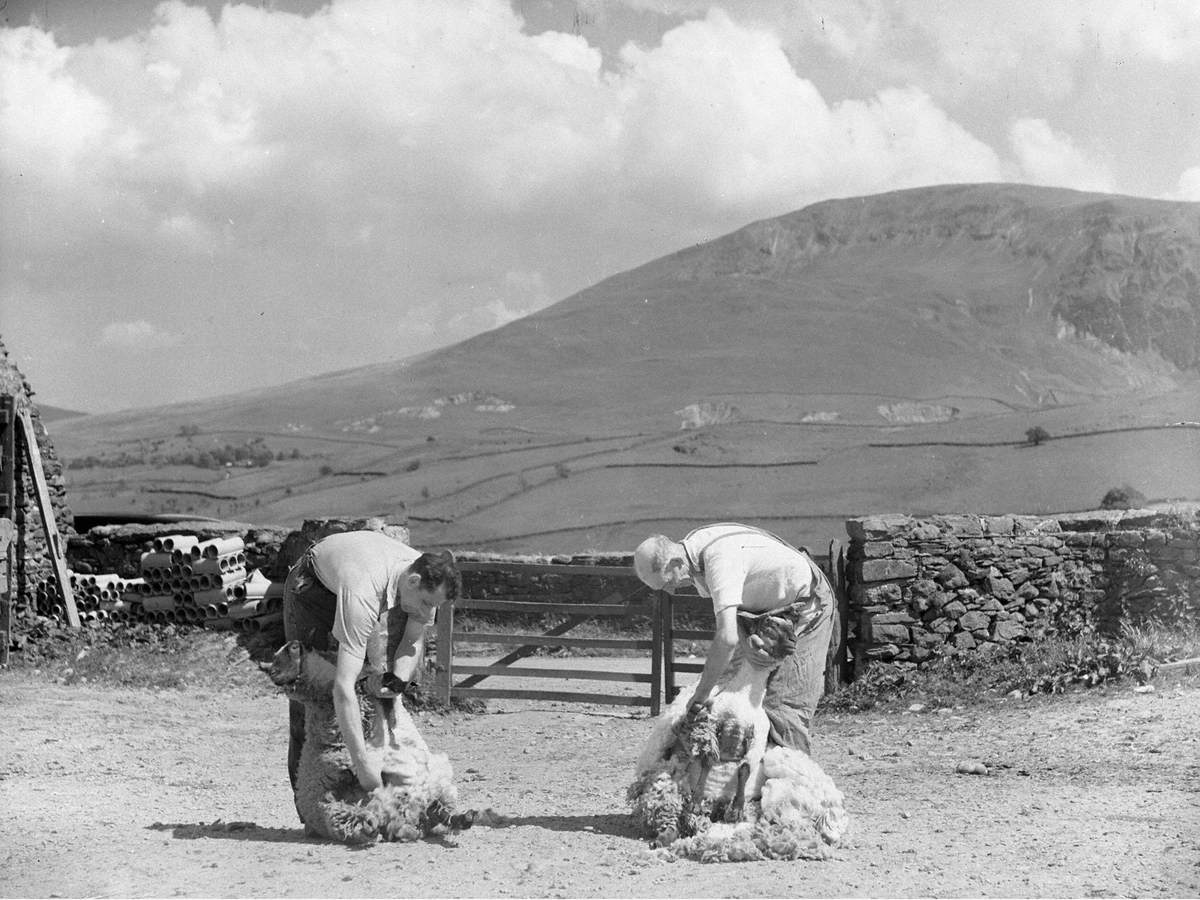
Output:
[53, 383, 1200, 553]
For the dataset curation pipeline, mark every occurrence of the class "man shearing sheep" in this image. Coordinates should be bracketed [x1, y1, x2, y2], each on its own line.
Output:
[633, 523, 835, 754]
[281, 530, 461, 809]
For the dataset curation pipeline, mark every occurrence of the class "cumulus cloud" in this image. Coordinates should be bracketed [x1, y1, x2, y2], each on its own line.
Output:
[3, 0, 1159, 411]
[1175, 167, 1200, 201]
[1009, 118, 1114, 193]
[99, 320, 180, 348]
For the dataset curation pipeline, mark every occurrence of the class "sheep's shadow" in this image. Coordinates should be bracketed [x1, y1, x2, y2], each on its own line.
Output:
[494, 813, 639, 839]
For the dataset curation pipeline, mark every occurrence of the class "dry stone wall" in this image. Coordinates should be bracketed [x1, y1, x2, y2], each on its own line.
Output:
[846, 509, 1200, 671]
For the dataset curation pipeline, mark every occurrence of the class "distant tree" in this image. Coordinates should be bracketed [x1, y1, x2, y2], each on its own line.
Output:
[405, 459, 421, 472]
[1101, 485, 1147, 510]
[319, 464, 334, 476]
[1025, 426, 1051, 446]
[555, 462, 571, 479]
[178, 424, 200, 438]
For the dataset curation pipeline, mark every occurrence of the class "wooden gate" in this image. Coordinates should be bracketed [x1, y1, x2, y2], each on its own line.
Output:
[435, 560, 664, 714]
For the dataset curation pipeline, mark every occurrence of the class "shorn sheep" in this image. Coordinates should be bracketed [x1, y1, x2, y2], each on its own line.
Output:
[267, 640, 478, 844]
[628, 616, 849, 862]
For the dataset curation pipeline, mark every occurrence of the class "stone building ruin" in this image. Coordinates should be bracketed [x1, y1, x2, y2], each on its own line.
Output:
[0, 336, 76, 658]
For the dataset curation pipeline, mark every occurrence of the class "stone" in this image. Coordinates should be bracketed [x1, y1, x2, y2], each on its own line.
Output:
[952, 631, 977, 650]
[911, 579, 938, 597]
[936, 563, 968, 588]
[863, 643, 901, 661]
[861, 541, 895, 558]
[942, 600, 967, 617]
[929, 591, 954, 610]
[859, 558, 918, 582]
[938, 516, 984, 536]
[960, 611, 991, 631]
[846, 514, 914, 542]
[984, 516, 1014, 535]
[870, 611, 917, 625]
[863, 582, 903, 604]
[871, 622, 912, 644]
[911, 523, 941, 541]
[1110, 531, 1146, 549]
[991, 620, 1027, 641]
[985, 573, 1015, 598]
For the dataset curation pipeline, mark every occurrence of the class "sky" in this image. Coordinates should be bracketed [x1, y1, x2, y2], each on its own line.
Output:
[2, 0, 1199, 414]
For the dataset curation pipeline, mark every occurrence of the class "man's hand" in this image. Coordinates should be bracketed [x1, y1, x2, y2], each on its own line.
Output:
[745, 633, 776, 668]
[355, 763, 383, 792]
[364, 672, 408, 698]
[684, 694, 712, 724]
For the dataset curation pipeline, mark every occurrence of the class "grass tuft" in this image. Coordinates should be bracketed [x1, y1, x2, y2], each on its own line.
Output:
[822, 623, 1200, 714]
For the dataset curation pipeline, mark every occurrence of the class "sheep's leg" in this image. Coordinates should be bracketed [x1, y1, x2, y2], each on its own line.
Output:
[321, 799, 380, 845]
[725, 760, 752, 823]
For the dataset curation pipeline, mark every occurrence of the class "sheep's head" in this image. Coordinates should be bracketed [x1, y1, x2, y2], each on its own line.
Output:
[264, 640, 339, 696]
[266, 640, 305, 686]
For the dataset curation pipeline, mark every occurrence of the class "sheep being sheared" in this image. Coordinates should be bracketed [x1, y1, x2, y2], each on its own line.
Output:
[628, 615, 849, 862]
[267, 640, 477, 844]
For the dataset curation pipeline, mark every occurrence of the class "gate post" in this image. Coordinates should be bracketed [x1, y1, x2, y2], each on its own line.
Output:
[661, 590, 677, 703]
[435, 599, 453, 706]
[824, 539, 850, 694]
[649, 591, 662, 716]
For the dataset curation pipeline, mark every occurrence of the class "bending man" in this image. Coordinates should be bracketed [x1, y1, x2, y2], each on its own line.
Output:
[281, 529, 461, 807]
[633, 523, 834, 753]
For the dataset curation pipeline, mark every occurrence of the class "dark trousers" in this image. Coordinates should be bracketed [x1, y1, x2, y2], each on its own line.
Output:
[761, 567, 837, 754]
[281, 555, 337, 797]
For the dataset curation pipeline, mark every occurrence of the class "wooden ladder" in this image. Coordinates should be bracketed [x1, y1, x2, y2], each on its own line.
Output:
[11, 404, 79, 627]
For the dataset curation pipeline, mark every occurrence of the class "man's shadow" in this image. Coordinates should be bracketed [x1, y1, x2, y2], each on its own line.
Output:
[147, 812, 639, 844]
[148, 821, 315, 845]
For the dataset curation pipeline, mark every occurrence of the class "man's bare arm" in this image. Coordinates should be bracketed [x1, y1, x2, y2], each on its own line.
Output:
[688, 605, 739, 708]
[333, 647, 381, 791]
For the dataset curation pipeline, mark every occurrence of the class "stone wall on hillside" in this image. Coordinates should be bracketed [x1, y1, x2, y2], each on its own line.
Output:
[0, 337, 75, 625]
[845, 509, 1200, 671]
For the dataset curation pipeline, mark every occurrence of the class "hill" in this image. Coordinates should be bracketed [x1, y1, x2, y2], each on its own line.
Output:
[50, 183, 1200, 552]
[38, 404, 89, 423]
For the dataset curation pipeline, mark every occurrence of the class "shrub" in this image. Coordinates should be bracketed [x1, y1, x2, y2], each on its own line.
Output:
[1025, 426, 1051, 446]
[1101, 484, 1147, 509]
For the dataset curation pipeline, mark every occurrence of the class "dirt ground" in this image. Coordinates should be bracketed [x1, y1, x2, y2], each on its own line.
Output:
[2, 656, 1199, 899]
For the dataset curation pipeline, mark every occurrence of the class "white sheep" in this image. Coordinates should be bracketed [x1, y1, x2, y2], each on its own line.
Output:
[267, 640, 477, 844]
[628, 617, 849, 862]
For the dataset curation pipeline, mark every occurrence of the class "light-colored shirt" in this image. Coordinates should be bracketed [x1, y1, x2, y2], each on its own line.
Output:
[309, 531, 423, 662]
[681, 523, 825, 626]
